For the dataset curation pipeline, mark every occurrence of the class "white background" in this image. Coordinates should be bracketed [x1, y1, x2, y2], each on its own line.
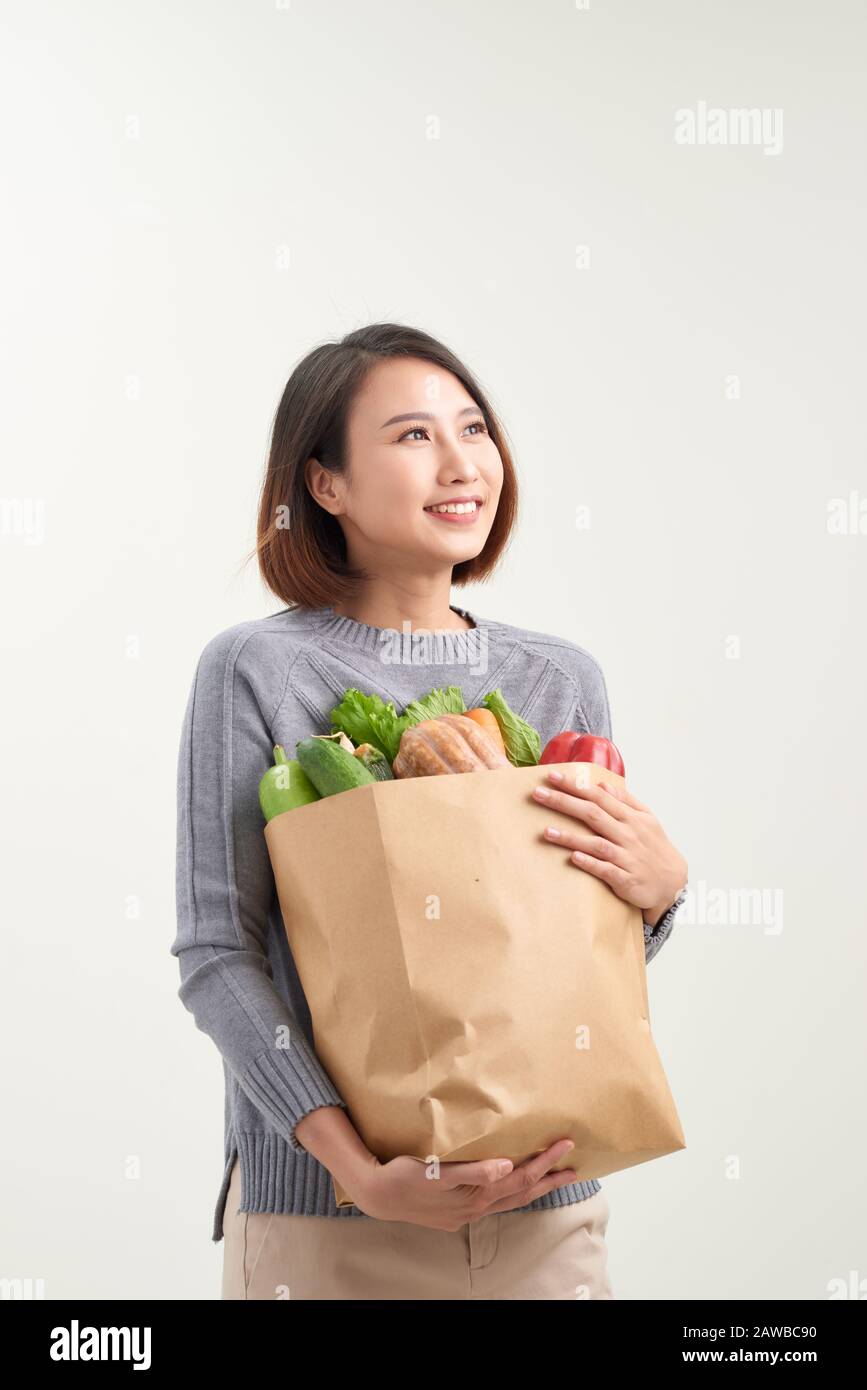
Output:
[2, 0, 865, 1299]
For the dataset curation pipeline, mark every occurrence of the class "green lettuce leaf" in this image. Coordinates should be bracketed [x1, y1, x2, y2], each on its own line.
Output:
[402, 685, 466, 725]
[329, 689, 411, 765]
[481, 688, 541, 766]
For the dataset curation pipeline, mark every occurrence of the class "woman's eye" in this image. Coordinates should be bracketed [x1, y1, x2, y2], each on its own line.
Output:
[397, 419, 487, 443]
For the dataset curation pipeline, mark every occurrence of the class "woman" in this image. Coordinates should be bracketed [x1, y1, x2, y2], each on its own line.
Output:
[172, 322, 688, 1300]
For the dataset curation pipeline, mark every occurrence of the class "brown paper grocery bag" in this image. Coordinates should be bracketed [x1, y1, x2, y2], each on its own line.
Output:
[264, 760, 685, 1208]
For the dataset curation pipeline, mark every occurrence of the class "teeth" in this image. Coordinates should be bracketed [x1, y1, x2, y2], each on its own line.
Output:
[427, 501, 478, 514]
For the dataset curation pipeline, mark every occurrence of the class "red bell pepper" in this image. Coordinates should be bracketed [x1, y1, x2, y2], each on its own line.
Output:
[539, 731, 625, 778]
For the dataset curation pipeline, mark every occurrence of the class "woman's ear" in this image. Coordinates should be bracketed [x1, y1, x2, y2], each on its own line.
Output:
[305, 456, 344, 516]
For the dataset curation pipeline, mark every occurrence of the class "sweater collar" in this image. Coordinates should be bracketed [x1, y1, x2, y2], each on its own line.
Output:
[307, 603, 492, 654]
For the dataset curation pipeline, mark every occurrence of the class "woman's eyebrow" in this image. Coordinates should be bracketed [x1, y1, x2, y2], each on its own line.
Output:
[379, 406, 481, 428]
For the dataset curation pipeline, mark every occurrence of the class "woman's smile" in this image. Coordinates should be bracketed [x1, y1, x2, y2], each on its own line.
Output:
[423, 496, 485, 524]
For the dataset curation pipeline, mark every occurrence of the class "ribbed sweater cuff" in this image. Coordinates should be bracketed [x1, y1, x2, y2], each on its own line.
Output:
[241, 1038, 347, 1154]
[644, 881, 688, 964]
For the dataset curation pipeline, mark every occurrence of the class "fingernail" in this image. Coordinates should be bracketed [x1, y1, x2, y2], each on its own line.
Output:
[547, 770, 564, 783]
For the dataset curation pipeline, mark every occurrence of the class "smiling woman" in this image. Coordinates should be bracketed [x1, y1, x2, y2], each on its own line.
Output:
[248, 323, 519, 620]
[173, 320, 686, 1301]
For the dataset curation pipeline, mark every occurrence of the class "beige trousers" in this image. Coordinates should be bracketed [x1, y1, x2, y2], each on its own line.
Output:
[220, 1157, 614, 1300]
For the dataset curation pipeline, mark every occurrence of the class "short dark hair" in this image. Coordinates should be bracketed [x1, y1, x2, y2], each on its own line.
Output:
[248, 322, 519, 611]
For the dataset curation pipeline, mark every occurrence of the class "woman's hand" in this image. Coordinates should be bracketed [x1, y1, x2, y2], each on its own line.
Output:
[348, 1139, 580, 1230]
[531, 769, 687, 926]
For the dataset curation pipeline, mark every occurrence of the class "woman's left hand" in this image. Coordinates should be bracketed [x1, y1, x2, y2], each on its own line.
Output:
[531, 769, 687, 927]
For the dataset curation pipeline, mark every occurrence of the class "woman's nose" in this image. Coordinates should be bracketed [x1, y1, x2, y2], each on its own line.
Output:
[438, 446, 479, 480]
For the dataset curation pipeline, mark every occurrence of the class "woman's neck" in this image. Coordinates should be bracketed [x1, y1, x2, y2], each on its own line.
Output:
[330, 591, 474, 634]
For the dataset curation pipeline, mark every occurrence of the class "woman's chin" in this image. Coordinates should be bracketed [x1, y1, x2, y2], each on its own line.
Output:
[423, 537, 487, 565]
[417, 518, 491, 554]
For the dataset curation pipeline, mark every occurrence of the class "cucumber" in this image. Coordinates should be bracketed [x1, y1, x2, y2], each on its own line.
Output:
[354, 743, 394, 781]
[296, 735, 377, 797]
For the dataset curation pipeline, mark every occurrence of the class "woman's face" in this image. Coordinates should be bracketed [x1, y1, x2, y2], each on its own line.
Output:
[312, 356, 504, 576]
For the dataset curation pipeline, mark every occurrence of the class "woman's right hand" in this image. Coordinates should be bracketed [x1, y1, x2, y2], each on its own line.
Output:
[350, 1140, 580, 1229]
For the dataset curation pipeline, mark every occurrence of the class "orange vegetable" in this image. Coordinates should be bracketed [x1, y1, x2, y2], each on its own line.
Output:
[464, 707, 507, 756]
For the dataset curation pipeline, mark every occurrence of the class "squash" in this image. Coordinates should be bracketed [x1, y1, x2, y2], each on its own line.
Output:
[393, 713, 511, 778]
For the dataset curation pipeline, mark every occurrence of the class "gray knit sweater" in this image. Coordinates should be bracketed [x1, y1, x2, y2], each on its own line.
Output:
[171, 602, 686, 1241]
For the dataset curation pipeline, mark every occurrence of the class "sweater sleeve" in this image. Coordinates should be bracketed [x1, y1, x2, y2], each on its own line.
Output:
[574, 653, 680, 966]
[170, 629, 348, 1153]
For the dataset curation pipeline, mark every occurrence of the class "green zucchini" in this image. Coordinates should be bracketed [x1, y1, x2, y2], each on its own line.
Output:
[354, 743, 394, 781]
[296, 735, 377, 797]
